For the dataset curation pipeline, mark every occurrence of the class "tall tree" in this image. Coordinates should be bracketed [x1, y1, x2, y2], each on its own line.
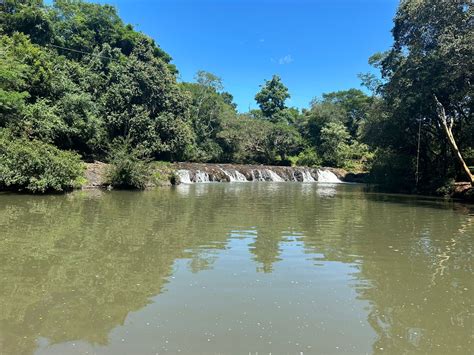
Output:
[255, 75, 290, 120]
[366, 0, 473, 189]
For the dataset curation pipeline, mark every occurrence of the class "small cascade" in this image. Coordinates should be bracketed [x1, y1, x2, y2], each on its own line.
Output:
[220, 168, 248, 182]
[194, 170, 211, 183]
[317, 169, 341, 183]
[234, 170, 248, 182]
[174, 164, 345, 184]
[266, 169, 284, 182]
[252, 170, 266, 181]
[301, 170, 316, 182]
[291, 171, 298, 181]
[220, 168, 235, 182]
[176, 169, 192, 184]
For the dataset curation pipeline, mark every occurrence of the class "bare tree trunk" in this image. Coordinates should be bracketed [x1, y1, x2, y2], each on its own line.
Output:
[434, 95, 474, 186]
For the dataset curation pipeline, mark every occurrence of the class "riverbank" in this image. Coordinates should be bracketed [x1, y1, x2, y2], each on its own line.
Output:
[452, 182, 474, 203]
[81, 162, 474, 203]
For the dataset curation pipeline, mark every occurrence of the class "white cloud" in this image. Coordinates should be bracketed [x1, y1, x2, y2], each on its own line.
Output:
[278, 54, 293, 65]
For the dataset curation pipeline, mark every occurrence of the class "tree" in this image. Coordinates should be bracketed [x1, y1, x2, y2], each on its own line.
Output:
[269, 123, 303, 163]
[321, 89, 372, 138]
[319, 122, 351, 167]
[364, 0, 473, 190]
[434, 96, 474, 186]
[217, 114, 275, 164]
[0, 35, 30, 125]
[255, 75, 290, 120]
[101, 41, 192, 160]
[299, 97, 346, 148]
[180, 71, 238, 162]
[0, 0, 53, 45]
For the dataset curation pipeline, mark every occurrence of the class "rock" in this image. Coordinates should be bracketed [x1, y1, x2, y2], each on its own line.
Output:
[452, 183, 474, 202]
[83, 161, 108, 189]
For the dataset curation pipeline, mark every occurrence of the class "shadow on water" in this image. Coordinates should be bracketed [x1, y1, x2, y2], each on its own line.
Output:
[0, 183, 472, 354]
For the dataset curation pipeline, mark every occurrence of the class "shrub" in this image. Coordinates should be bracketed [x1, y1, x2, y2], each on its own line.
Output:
[0, 130, 84, 193]
[295, 148, 322, 167]
[319, 121, 351, 167]
[106, 139, 150, 189]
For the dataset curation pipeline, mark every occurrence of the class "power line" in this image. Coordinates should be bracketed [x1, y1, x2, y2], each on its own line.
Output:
[46, 43, 115, 60]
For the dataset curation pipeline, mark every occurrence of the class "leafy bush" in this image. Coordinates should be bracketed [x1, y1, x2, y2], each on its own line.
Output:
[295, 148, 322, 167]
[0, 131, 84, 193]
[319, 122, 351, 167]
[342, 142, 373, 172]
[106, 139, 150, 189]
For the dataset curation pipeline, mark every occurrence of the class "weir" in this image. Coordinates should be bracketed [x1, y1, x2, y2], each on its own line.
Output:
[174, 163, 342, 184]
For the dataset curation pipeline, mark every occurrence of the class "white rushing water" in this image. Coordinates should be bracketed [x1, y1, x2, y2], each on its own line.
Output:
[194, 171, 211, 183]
[176, 170, 192, 184]
[220, 168, 248, 182]
[291, 171, 298, 181]
[266, 169, 284, 182]
[301, 170, 316, 182]
[234, 170, 248, 182]
[251, 170, 265, 181]
[317, 169, 341, 183]
[176, 166, 342, 184]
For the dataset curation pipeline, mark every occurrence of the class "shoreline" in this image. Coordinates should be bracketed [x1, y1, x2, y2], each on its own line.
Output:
[79, 161, 473, 203]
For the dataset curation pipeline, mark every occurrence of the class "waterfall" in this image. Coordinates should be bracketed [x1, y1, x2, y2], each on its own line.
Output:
[317, 169, 341, 183]
[301, 170, 316, 182]
[291, 171, 298, 181]
[221, 168, 248, 182]
[234, 170, 247, 182]
[176, 170, 192, 184]
[220, 168, 235, 182]
[252, 170, 266, 181]
[174, 164, 345, 184]
[194, 170, 211, 183]
[266, 169, 284, 182]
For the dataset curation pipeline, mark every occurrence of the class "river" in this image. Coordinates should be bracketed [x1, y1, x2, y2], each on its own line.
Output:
[0, 183, 472, 354]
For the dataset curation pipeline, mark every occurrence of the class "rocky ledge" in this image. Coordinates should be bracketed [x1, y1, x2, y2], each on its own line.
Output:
[82, 161, 363, 189]
[173, 162, 347, 183]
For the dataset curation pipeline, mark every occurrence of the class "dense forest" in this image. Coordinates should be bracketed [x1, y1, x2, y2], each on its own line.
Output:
[0, 0, 472, 193]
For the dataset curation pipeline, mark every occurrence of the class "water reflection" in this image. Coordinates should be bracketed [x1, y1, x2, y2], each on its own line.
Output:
[0, 184, 472, 354]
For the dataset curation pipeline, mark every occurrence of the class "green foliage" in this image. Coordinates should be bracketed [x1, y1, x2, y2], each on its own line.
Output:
[0, 130, 84, 193]
[362, 0, 474, 191]
[255, 75, 290, 120]
[343, 141, 373, 172]
[217, 114, 274, 163]
[106, 138, 150, 189]
[1, 0, 53, 45]
[319, 122, 351, 167]
[368, 148, 415, 192]
[100, 42, 192, 159]
[301, 89, 372, 146]
[320, 89, 372, 137]
[294, 148, 322, 167]
[0, 36, 30, 123]
[180, 71, 237, 162]
[269, 123, 303, 162]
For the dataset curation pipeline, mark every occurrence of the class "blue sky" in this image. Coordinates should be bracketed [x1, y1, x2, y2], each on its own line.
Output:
[58, 0, 399, 111]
